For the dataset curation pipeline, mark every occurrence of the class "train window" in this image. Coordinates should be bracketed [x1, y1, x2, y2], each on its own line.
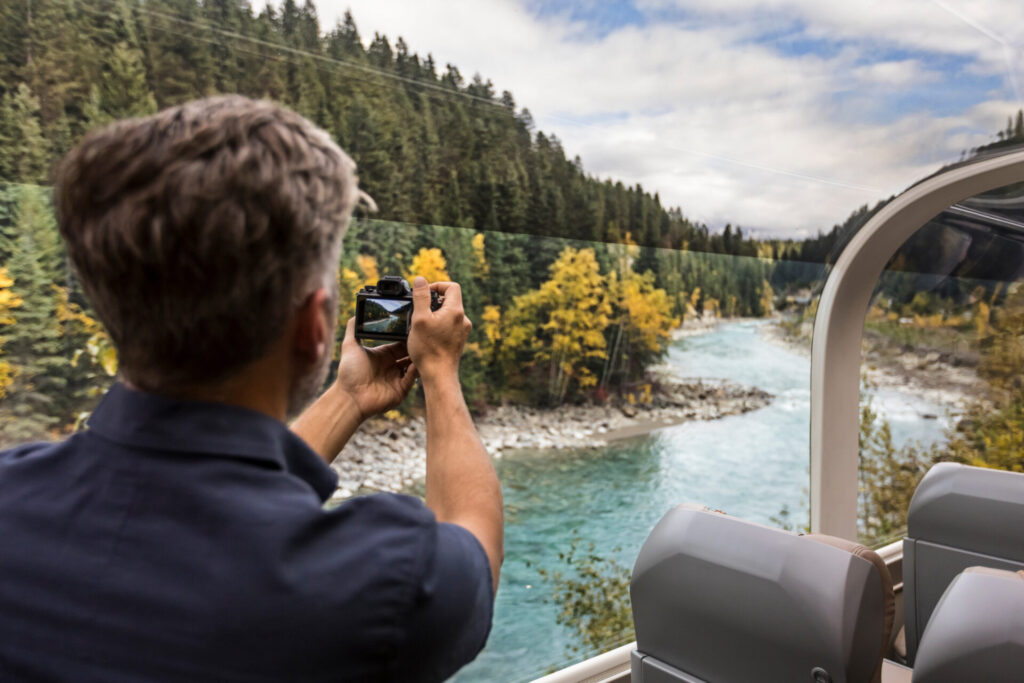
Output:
[856, 174, 1024, 549]
[3, 2, 1024, 681]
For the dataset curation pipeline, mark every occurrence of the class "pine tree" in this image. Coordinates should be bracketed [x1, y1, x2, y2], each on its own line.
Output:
[330, 10, 363, 59]
[0, 0, 29, 94]
[0, 83, 50, 184]
[143, 0, 214, 106]
[99, 41, 157, 119]
[26, 0, 84, 128]
[239, 5, 287, 101]
[0, 266, 22, 399]
[201, 0, 247, 92]
[0, 228, 66, 444]
[5, 185, 63, 283]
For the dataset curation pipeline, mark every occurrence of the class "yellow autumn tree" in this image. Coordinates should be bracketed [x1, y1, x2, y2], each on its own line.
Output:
[0, 268, 22, 398]
[759, 280, 775, 316]
[55, 285, 118, 378]
[481, 305, 501, 345]
[472, 233, 489, 279]
[703, 297, 721, 318]
[501, 247, 612, 403]
[687, 288, 702, 319]
[473, 304, 502, 370]
[405, 247, 450, 284]
[337, 254, 381, 323]
[617, 271, 677, 352]
[602, 270, 677, 389]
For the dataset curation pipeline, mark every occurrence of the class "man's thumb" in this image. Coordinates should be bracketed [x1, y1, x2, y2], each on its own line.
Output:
[412, 276, 430, 315]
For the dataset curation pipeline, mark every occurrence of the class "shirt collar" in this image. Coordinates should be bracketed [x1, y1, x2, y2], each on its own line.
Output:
[87, 383, 337, 501]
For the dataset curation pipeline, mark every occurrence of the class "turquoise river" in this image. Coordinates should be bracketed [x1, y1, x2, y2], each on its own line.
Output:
[453, 320, 949, 682]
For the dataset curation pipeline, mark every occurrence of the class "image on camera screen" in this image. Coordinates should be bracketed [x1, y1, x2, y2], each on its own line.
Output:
[358, 297, 413, 335]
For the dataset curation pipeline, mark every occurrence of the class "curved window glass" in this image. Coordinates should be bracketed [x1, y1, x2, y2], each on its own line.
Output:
[3, 1, 1024, 681]
[857, 178, 1024, 549]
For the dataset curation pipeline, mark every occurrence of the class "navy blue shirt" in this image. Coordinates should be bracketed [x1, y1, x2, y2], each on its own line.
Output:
[0, 384, 493, 682]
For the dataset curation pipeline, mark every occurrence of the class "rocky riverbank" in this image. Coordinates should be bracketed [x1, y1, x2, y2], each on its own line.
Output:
[760, 317, 986, 409]
[328, 378, 772, 501]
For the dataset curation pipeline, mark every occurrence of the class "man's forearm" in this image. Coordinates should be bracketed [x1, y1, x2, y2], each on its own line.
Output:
[423, 374, 504, 589]
[290, 383, 364, 464]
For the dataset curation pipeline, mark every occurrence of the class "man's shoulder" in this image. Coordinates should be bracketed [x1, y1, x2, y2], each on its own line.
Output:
[0, 438, 79, 477]
[0, 439, 61, 462]
[329, 492, 436, 527]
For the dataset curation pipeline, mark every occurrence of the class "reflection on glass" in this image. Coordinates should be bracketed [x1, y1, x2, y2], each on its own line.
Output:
[858, 180, 1024, 549]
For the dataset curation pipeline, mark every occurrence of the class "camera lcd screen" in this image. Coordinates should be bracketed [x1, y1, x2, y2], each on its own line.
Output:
[357, 297, 413, 335]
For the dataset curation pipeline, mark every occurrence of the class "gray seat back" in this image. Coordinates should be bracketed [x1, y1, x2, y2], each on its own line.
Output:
[903, 463, 1024, 664]
[912, 567, 1024, 682]
[630, 505, 892, 683]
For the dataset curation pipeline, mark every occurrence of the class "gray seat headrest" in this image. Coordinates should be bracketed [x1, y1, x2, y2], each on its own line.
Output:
[630, 505, 893, 683]
[908, 463, 1024, 560]
[903, 463, 1024, 663]
[912, 567, 1024, 682]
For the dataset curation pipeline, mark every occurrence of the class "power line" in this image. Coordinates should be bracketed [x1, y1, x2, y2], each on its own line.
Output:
[73, 0, 883, 197]
[77, 1, 514, 113]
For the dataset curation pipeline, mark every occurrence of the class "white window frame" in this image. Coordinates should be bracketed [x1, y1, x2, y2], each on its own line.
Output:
[810, 149, 1024, 539]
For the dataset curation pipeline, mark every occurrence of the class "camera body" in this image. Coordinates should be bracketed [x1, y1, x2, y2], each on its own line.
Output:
[354, 276, 442, 342]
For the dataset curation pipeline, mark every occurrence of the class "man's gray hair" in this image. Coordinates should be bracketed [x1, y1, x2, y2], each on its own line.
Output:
[55, 95, 363, 392]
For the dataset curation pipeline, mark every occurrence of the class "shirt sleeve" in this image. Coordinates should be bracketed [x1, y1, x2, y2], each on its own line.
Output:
[393, 521, 495, 682]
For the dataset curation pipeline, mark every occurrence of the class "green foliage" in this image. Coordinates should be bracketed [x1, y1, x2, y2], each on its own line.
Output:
[0, 217, 65, 443]
[98, 41, 157, 120]
[0, 0, 782, 261]
[855, 281, 1024, 544]
[0, 0, 927, 439]
[942, 283, 1024, 473]
[0, 84, 50, 184]
[537, 534, 634, 656]
[858, 397, 932, 545]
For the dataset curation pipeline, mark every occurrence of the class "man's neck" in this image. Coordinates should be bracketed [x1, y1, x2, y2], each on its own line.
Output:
[127, 352, 292, 422]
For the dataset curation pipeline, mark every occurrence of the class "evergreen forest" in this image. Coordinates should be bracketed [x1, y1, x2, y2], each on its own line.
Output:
[0, 0, 1022, 447]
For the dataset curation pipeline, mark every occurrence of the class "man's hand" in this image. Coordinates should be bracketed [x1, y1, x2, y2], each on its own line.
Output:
[335, 317, 418, 421]
[408, 277, 472, 383]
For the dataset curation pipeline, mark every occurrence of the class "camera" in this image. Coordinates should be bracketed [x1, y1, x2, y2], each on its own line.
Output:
[354, 276, 442, 342]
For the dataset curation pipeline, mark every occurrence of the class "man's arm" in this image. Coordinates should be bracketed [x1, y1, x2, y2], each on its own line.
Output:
[409, 278, 504, 590]
[290, 382, 364, 464]
[292, 318, 417, 464]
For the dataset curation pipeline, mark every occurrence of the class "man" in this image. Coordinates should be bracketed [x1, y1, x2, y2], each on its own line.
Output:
[0, 96, 503, 682]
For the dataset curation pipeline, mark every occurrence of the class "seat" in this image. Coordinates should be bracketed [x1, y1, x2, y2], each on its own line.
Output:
[902, 463, 1024, 664]
[630, 504, 894, 683]
[912, 567, 1024, 682]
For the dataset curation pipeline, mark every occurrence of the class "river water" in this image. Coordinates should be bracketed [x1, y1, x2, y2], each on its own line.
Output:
[453, 320, 949, 682]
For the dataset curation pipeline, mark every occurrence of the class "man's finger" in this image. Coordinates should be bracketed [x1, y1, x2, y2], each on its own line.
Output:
[412, 276, 432, 319]
[437, 282, 463, 309]
[341, 318, 362, 353]
[399, 363, 419, 389]
[375, 341, 408, 363]
[428, 281, 456, 294]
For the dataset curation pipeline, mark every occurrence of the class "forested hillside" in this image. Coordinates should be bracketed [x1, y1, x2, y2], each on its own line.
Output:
[0, 0, 801, 443]
[2, 0, 1019, 445]
[0, 0, 764, 254]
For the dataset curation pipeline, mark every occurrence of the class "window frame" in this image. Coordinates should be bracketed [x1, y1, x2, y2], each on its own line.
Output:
[809, 148, 1024, 539]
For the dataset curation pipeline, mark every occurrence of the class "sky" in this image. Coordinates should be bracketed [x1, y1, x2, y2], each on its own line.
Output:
[307, 0, 1024, 238]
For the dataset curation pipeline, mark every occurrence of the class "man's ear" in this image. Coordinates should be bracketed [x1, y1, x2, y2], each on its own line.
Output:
[292, 287, 331, 366]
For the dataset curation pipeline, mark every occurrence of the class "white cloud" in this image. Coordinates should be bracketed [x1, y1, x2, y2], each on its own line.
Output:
[305, 0, 1024, 237]
[853, 60, 941, 88]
